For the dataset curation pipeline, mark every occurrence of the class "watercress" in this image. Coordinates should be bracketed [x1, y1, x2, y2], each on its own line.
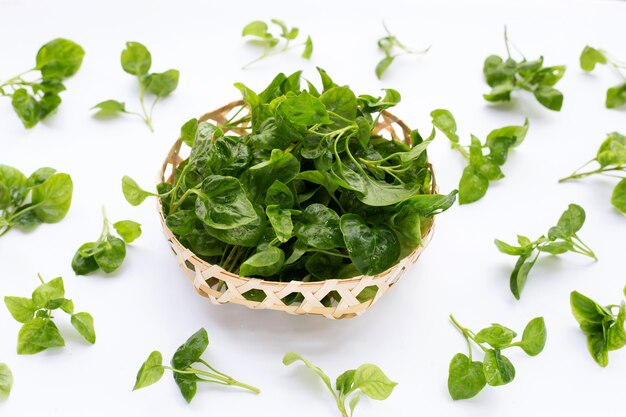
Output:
[495, 204, 596, 299]
[483, 28, 565, 111]
[448, 315, 546, 400]
[92, 42, 179, 131]
[283, 352, 397, 417]
[571, 288, 626, 367]
[0, 165, 73, 238]
[375, 22, 429, 79]
[122, 69, 456, 306]
[0, 364, 12, 399]
[241, 19, 312, 69]
[580, 46, 626, 108]
[134, 328, 259, 402]
[4, 274, 95, 354]
[0, 38, 84, 128]
[559, 132, 626, 214]
[431, 109, 528, 204]
[71, 207, 141, 275]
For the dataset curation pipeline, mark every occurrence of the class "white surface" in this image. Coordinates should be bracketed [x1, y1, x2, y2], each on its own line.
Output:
[0, 0, 625, 416]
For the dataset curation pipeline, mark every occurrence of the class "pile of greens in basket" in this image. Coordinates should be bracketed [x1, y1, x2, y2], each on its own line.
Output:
[123, 68, 456, 285]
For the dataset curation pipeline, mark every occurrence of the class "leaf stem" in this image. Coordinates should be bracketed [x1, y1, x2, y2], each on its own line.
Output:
[449, 314, 488, 357]
[138, 79, 154, 132]
[558, 166, 624, 182]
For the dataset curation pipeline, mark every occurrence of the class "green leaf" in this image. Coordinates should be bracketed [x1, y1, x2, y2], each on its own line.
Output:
[611, 179, 626, 214]
[518, 317, 547, 356]
[17, 318, 65, 354]
[494, 239, 525, 256]
[171, 328, 209, 370]
[352, 364, 397, 400]
[242, 21, 269, 37]
[240, 247, 285, 277]
[266, 205, 294, 242]
[555, 203, 586, 238]
[36, 38, 85, 80]
[283, 352, 334, 393]
[279, 91, 330, 125]
[608, 303, 626, 351]
[570, 291, 610, 367]
[71, 242, 100, 275]
[606, 83, 626, 109]
[145, 69, 179, 97]
[486, 118, 529, 152]
[302, 36, 313, 59]
[510, 254, 534, 300]
[205, 204, 266, 247]
[430, 109, 459, 143]
[121, 176, 156, 206]
[206, 136, 250, 177]
[71, 312, 96, 344]
[121, 42, 151, 76]
[320, 86, 357, 123]
[375, 56, 394, 79]
[133, 351, 164, 390]
[4, 296, 37, 323]
[94, 236, 127, 273]
[538, 241, 573, 254]
[113, 220, 142, 243]
[31, 173, 73, 223]
[533, 85, 563, 111]
[475, 324, 517, 349]
[447, 353, 486, 400]
[294, 204, 344, 250]
[0, 363, 12, 399]
[180, 118, 198, 147]
[580, 46, 607, 71]
[195, 175, 257, 230]
[305, 252, 343, 280]
[265, 180, 294, 209]
[241, 149, 300, 204]
[483, 350, 515, 386]
[341, 213, 400, 275]
[11, 89, 41, 128]
[32, 277, 64, 308]
[91, 100, 126, 114]
[458, 165, 489, 204]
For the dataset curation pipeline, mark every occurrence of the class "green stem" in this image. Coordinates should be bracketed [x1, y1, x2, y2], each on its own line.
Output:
[7, 202, 42, 222]
[449, 315, 488, 355]
[170, 187, 200, 214]
[306, 248, 350, 259]
[571, 235, 597, 260]
[558, 166, 623, 182]
[37, 273, 45, 284]
[138, 79, 154, 132]
[187, 366, 260, 393]
[242, 42, 306, 69]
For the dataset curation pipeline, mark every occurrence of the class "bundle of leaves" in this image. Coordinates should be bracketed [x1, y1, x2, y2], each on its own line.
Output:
[123, 68, 456, 291]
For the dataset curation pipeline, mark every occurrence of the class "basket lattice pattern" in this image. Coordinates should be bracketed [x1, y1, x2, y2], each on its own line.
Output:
[157, 101, 436, 319]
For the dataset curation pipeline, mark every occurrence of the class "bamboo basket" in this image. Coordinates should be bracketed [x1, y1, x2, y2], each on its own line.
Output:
[157, 100, 437, 320]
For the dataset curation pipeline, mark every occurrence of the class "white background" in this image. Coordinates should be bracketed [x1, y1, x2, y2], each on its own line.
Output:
[0, 0, 625, 416]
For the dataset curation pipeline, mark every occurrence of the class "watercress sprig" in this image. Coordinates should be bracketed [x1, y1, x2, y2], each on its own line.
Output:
[134, 328, 259, 402]
[283, 352, 397, 417]
[0, 364, 12, 399]
[483, 28, 565, 111]
[376, 22, 430, 79]
[431, 109, 529, 204]
[4, 274, 96, 354]
[0, 38, 85, 128]
[0, 165, 73, 238]
[495, 204, 596, 299]
[71, 207, 142, 275]
[241, 19, 312, 69]
[580, 46, 626, 108]
[571, 287, 626, 367]
[559, 132, 626, 214]
[121, 68, 457, 302]
[92, 42, 179, 131]
[448, 315, 546, 400]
